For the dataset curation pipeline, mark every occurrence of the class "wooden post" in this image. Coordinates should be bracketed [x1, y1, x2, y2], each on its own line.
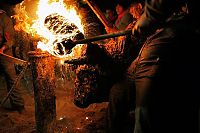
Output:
[28, 51, 56, 133]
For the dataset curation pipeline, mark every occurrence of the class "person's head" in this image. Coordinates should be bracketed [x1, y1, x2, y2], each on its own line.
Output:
[106, 9, 115, 17]
[129, 2, 143, 19]
[0, 0, 23, 15]
[181, 3, 189, 14]
[115, 1, 129, 15]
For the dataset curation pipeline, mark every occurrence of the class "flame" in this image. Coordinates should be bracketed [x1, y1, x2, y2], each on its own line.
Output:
[14, 0, 85, 59]
[13, 2, 35, 35]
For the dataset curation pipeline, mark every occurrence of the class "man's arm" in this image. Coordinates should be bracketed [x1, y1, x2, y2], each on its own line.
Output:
[2, 12, 15, 52]
[132, 0, 186, 37]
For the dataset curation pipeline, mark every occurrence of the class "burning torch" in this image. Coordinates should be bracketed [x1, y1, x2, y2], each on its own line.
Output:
[61, 29, 132, 55]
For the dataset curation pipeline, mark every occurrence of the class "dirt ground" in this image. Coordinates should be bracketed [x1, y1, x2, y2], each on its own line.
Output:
[0, 68, 108, 133]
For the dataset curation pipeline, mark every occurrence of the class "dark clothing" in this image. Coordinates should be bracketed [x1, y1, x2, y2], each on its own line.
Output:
[106, 22, 144, 133]
[115, 11, 133, 30]
[134, 0, 199, 37]
[129, 0, 200, 132]
[129, 23, 199, 133]
[0, 10, 14, 50]
[107, 78, 135, 133]
[0, 49, 24, 107]
[0, 9, 24, 108]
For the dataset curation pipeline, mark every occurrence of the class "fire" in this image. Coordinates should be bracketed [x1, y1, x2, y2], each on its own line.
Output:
[13, 2, 35, 35]
[14, 0, 85, 59]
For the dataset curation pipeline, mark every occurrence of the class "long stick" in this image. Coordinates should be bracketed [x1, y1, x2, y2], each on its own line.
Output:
[0, 62, 29, 107]
[73, 29, 132, 45]
[0, 53, 28, 65]
[85, 0, 113, 28]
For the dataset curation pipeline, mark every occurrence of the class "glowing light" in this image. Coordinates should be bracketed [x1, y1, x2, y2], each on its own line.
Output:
[14, 0, 85, 59]
[33, 0, 85, 58]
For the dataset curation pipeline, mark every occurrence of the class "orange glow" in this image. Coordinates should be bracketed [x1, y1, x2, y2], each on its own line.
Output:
[13, 0, 85, 59]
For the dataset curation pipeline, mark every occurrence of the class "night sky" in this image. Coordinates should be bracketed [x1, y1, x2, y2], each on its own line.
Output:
[95, 0, 132, 11]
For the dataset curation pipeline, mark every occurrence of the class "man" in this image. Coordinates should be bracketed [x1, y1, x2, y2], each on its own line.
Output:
[105, 8, 117, 25]
[128, 0, 199, 133]
[0, 6, 25, 113]
[107, 0, 200, 132]
[106, 2, 144, 133]
[106, 1, 133, 33]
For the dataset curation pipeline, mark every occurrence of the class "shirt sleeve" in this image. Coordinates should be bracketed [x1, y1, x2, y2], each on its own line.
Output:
[133, 0, 185, 36]
[2, 13, 15, 51]
[116, 13, 133, 30]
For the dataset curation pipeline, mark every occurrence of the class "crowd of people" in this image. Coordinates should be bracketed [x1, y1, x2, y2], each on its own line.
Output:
[105, 1, 133, 33]
[104, 0, 200, 133]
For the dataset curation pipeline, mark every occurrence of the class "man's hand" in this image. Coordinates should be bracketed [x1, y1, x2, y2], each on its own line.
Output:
[0, 46, 5, 53]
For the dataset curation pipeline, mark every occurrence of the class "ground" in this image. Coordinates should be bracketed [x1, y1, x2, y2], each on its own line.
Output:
[0, 69, 108, 133]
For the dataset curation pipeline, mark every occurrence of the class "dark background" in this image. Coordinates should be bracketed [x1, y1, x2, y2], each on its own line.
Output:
[80, 0, 132, 12]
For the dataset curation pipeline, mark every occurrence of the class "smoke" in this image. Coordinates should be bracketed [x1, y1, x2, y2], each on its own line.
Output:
[1, 0, 24, 5]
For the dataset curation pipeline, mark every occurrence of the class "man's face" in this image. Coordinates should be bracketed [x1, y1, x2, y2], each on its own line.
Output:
[116, 4, 124, 15]
[129, 3, 143, 19]
[106, 10, 114, 17]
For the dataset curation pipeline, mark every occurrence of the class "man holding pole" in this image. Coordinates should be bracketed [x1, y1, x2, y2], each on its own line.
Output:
[0, 1, 24, 113]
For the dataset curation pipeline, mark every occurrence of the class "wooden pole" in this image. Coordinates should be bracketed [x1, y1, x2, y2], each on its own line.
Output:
[28, 51, 56, 133]
[85, 0, 113, 28]
[73, 29, 132, 45]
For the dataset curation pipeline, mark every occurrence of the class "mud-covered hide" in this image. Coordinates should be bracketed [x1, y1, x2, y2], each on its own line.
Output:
[102, 35, 141, 69]
[74, 64, 112, 108]
[73, 35, 141, 108]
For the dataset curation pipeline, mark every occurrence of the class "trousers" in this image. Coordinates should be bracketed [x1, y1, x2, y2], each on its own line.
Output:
[0, 48, 24, 107]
